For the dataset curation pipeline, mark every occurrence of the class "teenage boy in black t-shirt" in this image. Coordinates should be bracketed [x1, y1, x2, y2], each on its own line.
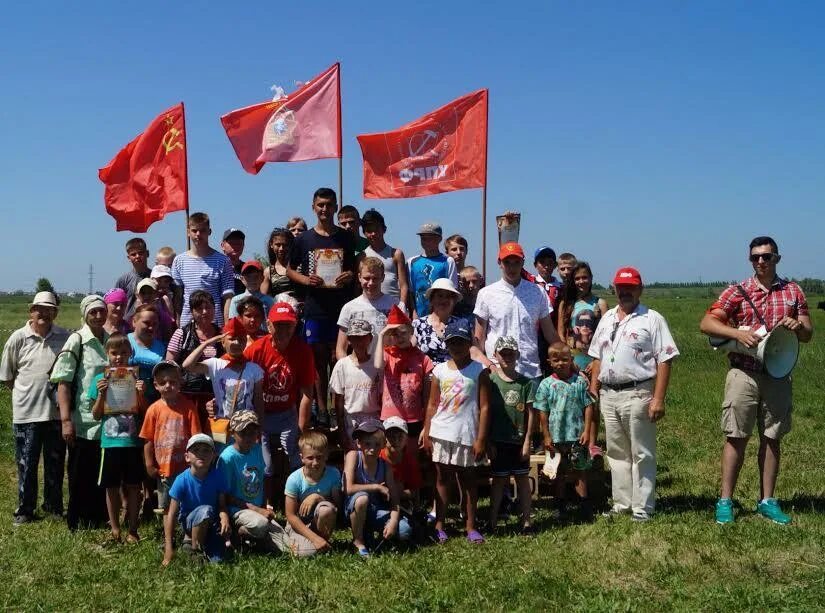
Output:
[287, 188, 357, 424]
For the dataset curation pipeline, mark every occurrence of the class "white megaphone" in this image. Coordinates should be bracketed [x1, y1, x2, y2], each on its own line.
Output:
[709, 325, 799, 379]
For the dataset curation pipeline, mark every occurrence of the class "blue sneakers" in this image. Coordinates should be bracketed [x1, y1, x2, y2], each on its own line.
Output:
[715, 498, 734, 524]
[757, 498, 792, 525]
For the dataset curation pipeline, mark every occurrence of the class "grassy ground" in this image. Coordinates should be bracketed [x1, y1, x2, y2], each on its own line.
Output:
[1, 295, 824, 611]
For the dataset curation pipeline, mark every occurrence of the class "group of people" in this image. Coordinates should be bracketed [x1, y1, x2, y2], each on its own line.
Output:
[1, 184, 813, 562]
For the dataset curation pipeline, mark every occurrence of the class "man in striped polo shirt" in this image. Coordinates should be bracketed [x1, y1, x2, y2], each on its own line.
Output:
[172, 212, 236, 328]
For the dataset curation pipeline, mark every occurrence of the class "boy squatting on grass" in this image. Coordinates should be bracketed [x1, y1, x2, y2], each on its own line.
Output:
[217, 410, 318, 556]
[163, 432, 231, 565]
[283, 431, 342, 556]
[343, 419, 410, 556]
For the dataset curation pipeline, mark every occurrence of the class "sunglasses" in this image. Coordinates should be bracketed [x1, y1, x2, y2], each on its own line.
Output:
[749, 253, 778, 263]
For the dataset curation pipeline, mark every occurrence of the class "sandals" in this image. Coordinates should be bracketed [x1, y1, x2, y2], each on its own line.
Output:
[435, 529, 449, 544]
[466, 529, 485, 544]
[355, 544, 370, 558]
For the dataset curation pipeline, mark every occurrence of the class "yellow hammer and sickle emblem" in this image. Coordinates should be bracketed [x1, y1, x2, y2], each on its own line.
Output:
[161, 115, 184, 154]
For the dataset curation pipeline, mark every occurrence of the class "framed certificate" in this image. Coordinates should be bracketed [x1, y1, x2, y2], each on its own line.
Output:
[313, 248, 344, 287]
[496, 212, 520, 246]
[104, 367, 139, 415]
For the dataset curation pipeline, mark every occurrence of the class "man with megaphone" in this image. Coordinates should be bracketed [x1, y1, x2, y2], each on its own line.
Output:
[700, 236, 813, 526]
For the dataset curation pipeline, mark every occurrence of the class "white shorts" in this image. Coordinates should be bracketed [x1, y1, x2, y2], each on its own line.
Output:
[431, 437, 480, 468]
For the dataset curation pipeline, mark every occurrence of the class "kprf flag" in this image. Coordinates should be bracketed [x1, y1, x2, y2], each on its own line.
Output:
[357, 89, 487, 199]
[98, 103, 188, 232]
[221, 63, 341, 174]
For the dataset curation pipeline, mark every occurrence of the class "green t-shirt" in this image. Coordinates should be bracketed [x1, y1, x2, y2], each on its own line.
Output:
[488, 372, 535, 445]
[88, 373, 141, 448]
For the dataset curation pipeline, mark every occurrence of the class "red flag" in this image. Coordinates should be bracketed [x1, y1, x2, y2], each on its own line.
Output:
[98, 103, 188, 232]
[357, 89, 487, 199]
[221, 63, 341, 175]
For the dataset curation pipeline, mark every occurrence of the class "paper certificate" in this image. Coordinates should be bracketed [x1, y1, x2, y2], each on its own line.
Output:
[314, 248, 344, 287]
[496, 212, 521, 246]
[104, 367, 139, 415]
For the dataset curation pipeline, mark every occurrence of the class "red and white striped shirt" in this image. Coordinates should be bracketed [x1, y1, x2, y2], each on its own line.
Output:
[710, 276, 808, 372]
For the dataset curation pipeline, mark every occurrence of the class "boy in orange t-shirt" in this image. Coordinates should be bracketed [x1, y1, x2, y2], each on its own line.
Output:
[139, 361, 202, 513]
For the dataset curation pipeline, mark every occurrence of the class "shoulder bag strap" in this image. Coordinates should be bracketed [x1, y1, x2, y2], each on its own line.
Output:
[735, 284, 767, 328]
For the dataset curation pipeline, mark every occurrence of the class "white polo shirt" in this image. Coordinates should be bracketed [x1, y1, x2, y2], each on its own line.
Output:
[474, 278, 552, 378]
[588, 304, 679, 385]
[0, 323, 71, 423]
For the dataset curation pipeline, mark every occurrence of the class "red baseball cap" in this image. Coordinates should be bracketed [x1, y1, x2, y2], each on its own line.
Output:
[613, 267, 643, 286]
[241, 260, 263, 274]
[222, 317, 247, 338]
[267, 302, 297, 323]
[498, 242, 525, 262]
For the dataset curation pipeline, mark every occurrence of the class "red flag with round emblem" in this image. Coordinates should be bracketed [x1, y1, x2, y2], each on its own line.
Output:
[98, 103, 188, 232]
[357, 89, 488, 199]
[220, 63, 341, 175]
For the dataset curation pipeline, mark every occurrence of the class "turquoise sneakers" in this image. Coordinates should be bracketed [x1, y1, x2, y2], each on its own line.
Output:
[757, 498, 792, 525]
[715, 498, 734, 524]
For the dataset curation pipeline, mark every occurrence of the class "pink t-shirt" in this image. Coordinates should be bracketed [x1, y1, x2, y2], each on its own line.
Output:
[380, 345, 434, 423]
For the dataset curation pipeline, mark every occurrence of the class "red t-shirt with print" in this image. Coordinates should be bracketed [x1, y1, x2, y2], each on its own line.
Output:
[244, 335, 316, 413]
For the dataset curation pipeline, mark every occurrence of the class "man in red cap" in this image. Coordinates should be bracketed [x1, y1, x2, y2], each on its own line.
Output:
[244, 302, 316, 506]
[473, 242, 559, 379]
[587, 267, 679, 521]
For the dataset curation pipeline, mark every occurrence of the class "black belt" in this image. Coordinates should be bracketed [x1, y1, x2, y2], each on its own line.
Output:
[602, 378, 653, 391]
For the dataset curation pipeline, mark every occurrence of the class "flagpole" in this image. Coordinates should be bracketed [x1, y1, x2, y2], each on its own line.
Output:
[337, 62, 343, 210]
[481, 89, 489, 280]
[181, 101, 191, 250]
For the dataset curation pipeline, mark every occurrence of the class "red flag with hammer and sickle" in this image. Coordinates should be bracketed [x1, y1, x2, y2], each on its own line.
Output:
[99, 103, 188, 232]
[357, 89, 488, 199]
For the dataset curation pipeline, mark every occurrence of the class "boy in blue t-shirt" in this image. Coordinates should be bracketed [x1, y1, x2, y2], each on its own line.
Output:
[90, 333, 147, 544]
[407, 223, 458, 318]
[163, 433, 230, 565]
[284, 431, 341, 556]
[217, 411, 300, 554]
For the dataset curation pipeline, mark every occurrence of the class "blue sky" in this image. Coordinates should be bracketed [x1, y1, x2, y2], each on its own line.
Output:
[1, 1, 823, 292]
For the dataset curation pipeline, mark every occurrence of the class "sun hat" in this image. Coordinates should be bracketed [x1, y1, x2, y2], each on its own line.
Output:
[31, 291, 58, 308]
[424, 278, 461, 300]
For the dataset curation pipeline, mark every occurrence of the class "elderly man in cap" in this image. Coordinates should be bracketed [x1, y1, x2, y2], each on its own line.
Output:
[221, 227, 247, 296]
[700, 236, 813, 525]
[473, 242, 559, 380]
[1, 292, 70, 525]
[588, 267, 679, 521]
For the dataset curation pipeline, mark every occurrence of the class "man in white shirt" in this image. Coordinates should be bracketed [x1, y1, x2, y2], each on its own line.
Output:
[0, 292, 71, 525]
[588, 267, 679, 521]
[473, 242, 559, 379]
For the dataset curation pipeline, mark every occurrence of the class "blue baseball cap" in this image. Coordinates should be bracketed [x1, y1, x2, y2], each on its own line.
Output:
[534, 246, 556, 262]
[444, 319, 472, 342]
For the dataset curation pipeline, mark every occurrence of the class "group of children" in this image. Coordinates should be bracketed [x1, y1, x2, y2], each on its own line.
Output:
[5, 187, 607, 563]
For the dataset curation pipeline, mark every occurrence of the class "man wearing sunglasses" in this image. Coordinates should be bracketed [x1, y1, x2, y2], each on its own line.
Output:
[587, 267, 679, 522]
[700, 236, 813, 525]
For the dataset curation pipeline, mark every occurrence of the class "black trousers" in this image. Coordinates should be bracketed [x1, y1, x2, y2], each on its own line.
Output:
[66, 438, 107, 531]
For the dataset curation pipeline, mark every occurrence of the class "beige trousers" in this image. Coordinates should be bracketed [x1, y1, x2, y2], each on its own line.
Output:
[600, 381, 657, 515]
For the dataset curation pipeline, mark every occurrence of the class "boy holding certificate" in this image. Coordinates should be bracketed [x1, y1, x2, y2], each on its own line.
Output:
[90, 333, 146, 543]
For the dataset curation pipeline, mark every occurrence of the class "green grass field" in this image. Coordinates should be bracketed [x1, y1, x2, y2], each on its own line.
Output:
[1, 294, 824, 611]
